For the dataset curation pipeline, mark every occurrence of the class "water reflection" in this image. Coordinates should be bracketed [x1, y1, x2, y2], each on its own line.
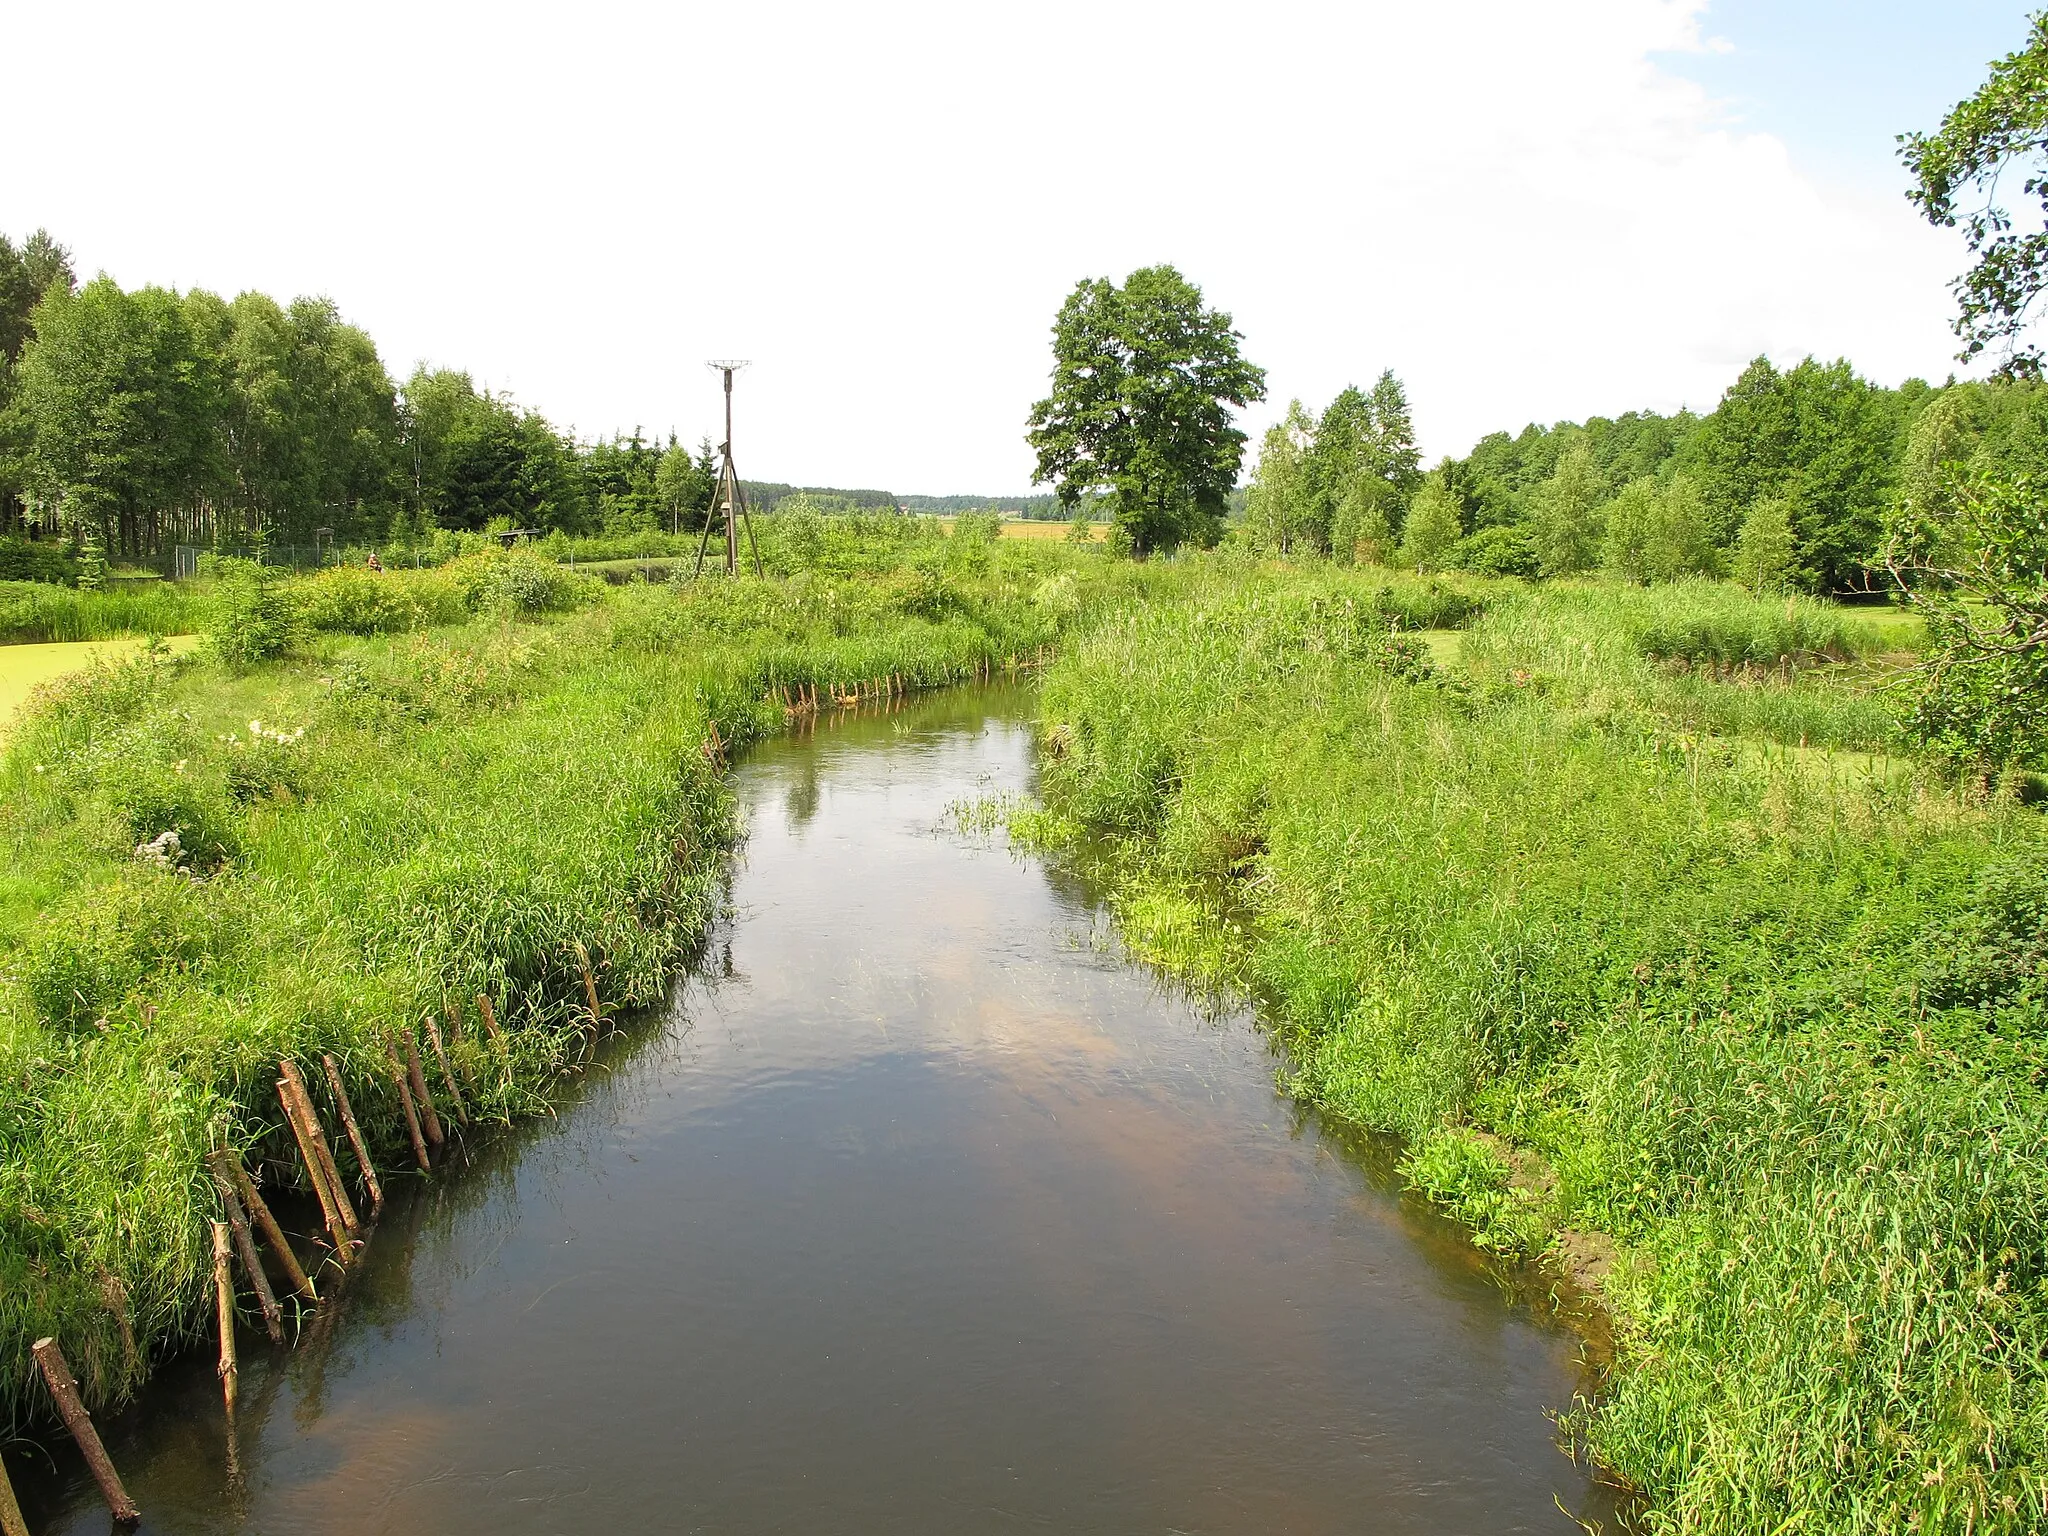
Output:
[24, 685, 1621, 1534]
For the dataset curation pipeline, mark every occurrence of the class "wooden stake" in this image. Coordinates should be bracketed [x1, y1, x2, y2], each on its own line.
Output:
[276, 1080, 351, 1259]
[423, 1015, 469, 1127]
[475, 993, 506, 1049]
[207, 1157, 283, 1343]
[0, 1450, 29, 1536]
[280, 1061, 359, 1235]
[212, 1148, 315, 1303]
[31, 1337, 139, 1525]
[211, 1220, 238, 1415]
[385, 1043, 431, 1170]
[322, 1053, 383, 1211]
[403, 1031, 444, 1147]
[444, 996, 464, 1047]
[572, 941, 602, 1034]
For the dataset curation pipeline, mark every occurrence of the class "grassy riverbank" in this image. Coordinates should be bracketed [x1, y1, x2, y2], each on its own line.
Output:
[1030, 566, 2048, 1535]
[0, 538, 1118, 1425]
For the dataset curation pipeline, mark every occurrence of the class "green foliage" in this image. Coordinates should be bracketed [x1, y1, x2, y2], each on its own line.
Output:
[1035, 565, 2048, 1534]
[1884, 467, 2048, 771]
[1027, 265, 1267, 554]
[447, 548, 600, 617]
[0, 538, 74, 584]
[0, 544, 1133, 1426]
[1397, 474, 1464, 571]
[1730, 493, 1798, 593]
[206, 558, 301, 667]
[1244, 400, 1317, 554]
[0, 581, 203, 644]
[289, 566, 467, 636]
[1450, 523, 1537, 578]
[1902, 13, 2048, 374]
[1526, 436, 1604, 575]
[1303, 373, 1422, 563]
[1403, 1130, 1551, 1253]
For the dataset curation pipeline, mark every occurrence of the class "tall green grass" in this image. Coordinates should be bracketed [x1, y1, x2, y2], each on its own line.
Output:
[0, 581, 208, 644]
[0, 543, 1118, 1426]
[1033, 567, 2048, 1535]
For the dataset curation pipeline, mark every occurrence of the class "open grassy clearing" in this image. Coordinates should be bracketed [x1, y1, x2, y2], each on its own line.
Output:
[1027, 565, 2048, 1535]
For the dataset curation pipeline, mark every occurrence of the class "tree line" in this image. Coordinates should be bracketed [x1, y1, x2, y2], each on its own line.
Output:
[1243, 355, 2048, 596]
[0, 233, 721, 562]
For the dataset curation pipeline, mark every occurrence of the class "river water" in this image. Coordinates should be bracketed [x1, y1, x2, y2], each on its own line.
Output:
[27, 686, 1618, 1534]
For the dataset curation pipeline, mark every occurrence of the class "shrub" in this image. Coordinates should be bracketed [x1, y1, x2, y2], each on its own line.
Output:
[0, 538, 76, 585]
[292, 566, 466, 635]
[1451, 524, 1538, 579]
[206, 559, 301, 667]
[449, 549, 599, 615]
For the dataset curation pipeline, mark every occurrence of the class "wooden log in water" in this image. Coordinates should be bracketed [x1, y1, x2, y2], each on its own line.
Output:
[385, 1043, 432, 1170]
[322, 1053, 384, 1211]
[31, 1338, 139, 1525]
[207, 1158, 284, 1343]
[276, 1079, 351, 1259]
[211, 1148, 316, 1303]
[423, 1015, 470, 1127]
[280, 1061, 359, 1236]
[403, 1031, 445, 1147]
[211, 1220, 238, 1415]
[0, 1450, 28, 1536]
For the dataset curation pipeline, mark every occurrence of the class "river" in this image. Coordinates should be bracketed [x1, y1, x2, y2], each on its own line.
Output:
[26, 685, 1620, 1534]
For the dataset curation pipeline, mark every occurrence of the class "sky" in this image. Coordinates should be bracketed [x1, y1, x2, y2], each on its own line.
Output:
[1, 1, 2037, 495]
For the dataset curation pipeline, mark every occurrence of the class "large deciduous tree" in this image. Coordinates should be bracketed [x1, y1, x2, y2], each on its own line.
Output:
[1902, 15, 2048, 375]
[14, 277, 225, 557]
[1027, 266, 1265, 555]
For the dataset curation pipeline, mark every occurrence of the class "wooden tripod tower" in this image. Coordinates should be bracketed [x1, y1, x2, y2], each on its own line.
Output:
[693, 360, 765, 578]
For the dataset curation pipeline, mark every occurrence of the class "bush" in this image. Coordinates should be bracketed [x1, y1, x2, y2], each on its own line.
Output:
[206, 560, 301, 667]
[448, 549, 600, 615]
[292, 566, 467, 635]
[1451, 525, 1538, 579]
[0, 538, 76, 585]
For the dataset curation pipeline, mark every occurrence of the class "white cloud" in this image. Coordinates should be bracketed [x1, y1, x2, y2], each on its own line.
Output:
[2, 0, 1974, 490]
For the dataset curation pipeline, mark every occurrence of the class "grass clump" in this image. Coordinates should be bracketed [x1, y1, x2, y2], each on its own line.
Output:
[0, 580, 207, 644]
[1033, 562, 2048, 1534]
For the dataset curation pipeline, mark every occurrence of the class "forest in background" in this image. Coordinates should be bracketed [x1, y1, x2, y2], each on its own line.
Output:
[1248, 354, 2048, 597]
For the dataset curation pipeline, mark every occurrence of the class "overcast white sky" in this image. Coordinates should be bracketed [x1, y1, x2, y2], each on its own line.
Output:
[2, 1, 2033, 493]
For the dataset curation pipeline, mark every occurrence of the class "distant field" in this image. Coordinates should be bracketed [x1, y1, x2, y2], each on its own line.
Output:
[935, 518, 1105, 541]
[0, 636, 202, 736]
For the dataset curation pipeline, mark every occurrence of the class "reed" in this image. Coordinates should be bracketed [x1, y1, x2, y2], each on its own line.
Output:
[1033, 569, 2048, 1535]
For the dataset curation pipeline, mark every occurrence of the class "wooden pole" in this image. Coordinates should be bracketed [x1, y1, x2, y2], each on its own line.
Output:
[385, 1043, 431, 1170]
[423, 1015, 469, 1127]
[207, 1158, 283, 1343]
[475, 993, 506, 1049]
[403, 1031, 444, 1147]
[0, 1451, 28, 1536]
[211, 1220, 238, 1415]
[280, 1061, 359, 1235]
[322, 1053, 383, 1211]
[212, 1149, 315, 1303]
[572, 941, 602, 1034]
[276, 1080, 351, 1259]
[31, 1337, 139, 1525]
